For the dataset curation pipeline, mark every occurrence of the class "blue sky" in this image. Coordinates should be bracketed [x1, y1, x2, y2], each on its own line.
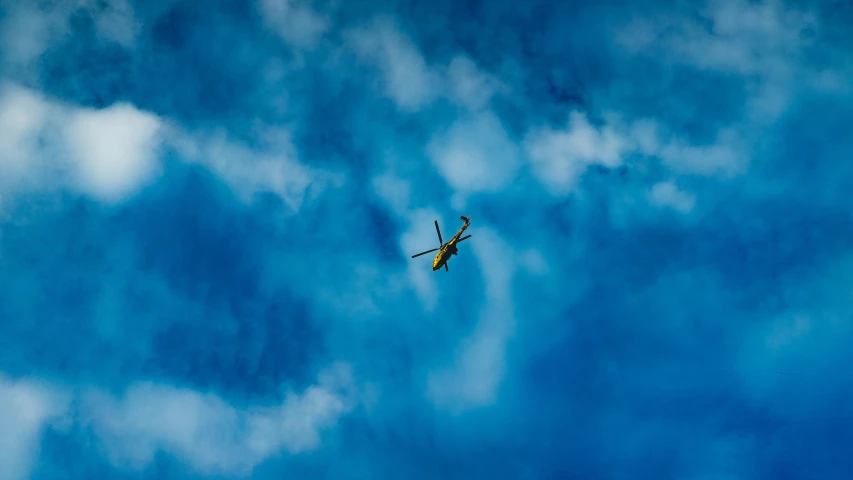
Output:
[1, 0, 852, 478]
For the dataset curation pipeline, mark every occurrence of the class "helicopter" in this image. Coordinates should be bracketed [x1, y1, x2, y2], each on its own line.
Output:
[410, 215, 471, 271]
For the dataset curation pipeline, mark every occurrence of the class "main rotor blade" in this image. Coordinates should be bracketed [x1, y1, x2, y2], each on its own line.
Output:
[411, 248, 439, 258]
[457, 234, 471, 243]
[434, 220, 443, 245]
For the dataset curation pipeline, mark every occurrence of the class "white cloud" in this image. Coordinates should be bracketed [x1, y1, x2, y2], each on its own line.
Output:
[0, 376, 69, 480]
[258, 0, 329, 49]
[694, 0, 813, 72]
[524, 110, 627, 195]
[0, 4, 69, 72]
[617, 0, 814, 74]
[0, 0, 140, 74]
[170, 127, 342, 211]
[347, 17, 506, 113]
[429, 328, 507, 412]
[87, 0, 140, 48]
[445, 55, 508, 112]
[519, 249, 549, 276]
[632, 119, 748, 177]
[0, 84, 164, 202]
[522, 108, 752, 197]
[427, 110, 521, 193]
[658, 135, 745, 177]
[64, 103, 164, 203]
[601, 0, 851, 195]
[347, 17, 441, 111]
[0, 83, 336, 209]
[630, 118, 661, 156]
[648, 181, 696, 213]
[348, 21, 515, 194]
[0, 84, 51, 182]
[615, 0, 824, 125]
[427, 227, 515, 412]
[82, 363, 359, 476]
[371, 172, 411, 217]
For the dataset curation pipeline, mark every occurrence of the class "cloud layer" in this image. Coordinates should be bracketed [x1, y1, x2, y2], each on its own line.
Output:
[1, 0, 853, 478]
[81, 363, 358, 476]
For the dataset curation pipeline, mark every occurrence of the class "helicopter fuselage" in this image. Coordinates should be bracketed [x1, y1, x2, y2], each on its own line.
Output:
[431, 243, 459, 270]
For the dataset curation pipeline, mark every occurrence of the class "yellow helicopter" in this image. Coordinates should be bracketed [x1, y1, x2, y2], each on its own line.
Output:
[410, 215, 471, 271]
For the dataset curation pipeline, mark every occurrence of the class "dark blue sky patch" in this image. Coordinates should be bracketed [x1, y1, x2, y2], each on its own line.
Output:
[122, 0, 289, 130]
[37, 19, 135, 108]
[760, 95, 853, 207]
[147, 292, 323, 398]
[121, 167, 265, 303]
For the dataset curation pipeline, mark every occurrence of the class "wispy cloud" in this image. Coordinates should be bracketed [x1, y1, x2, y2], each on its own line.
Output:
[0, 377, 69, 480]
[445, 55, 509, 112]
[648, 180, 696, 213]
[81, 363, 359, 476]
[258, 0, 330, 49]
[427, 227, 516, 413]
[169, 126, 344, 210]
[427, 110, 522, 194]
[346, 16, 442, 112]
[0, 82, 340, 209]
[524, 110, 628, 195]
[2, 0, 853, 478]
